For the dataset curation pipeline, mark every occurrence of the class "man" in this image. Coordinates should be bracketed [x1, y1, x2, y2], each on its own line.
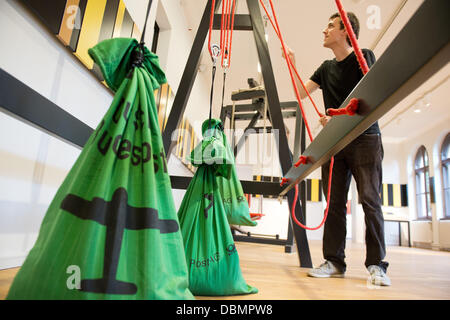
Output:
[284, 12, 390, 286]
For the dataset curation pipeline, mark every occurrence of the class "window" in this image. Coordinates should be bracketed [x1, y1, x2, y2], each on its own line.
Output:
[415, 146, 431, 219]
[441, 133, 450, 218]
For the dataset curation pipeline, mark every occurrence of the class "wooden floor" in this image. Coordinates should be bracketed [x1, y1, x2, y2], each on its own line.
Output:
[1, 240, 450, 300]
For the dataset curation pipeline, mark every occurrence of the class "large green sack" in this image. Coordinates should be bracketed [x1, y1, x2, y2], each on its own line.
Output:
[194, 119, 256, 226]
[7, 38, 193, 300]
[179, 121, 258, 296]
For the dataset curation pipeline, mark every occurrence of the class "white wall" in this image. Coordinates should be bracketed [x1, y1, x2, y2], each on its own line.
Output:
[0, 0, 211, 270]
[0, 0, 112, 269]
[401, 118, 450, 250]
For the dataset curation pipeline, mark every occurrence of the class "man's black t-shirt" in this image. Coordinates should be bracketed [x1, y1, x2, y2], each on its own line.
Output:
[310, 49, 380, 134]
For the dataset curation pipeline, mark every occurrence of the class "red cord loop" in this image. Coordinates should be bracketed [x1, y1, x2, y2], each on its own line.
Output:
[294, 155, 311, 168]
[327, 98, 359, 116]
[290, 156, 334, 231]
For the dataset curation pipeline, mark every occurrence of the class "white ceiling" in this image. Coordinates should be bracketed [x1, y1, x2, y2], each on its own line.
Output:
[179, 0, 449, 147]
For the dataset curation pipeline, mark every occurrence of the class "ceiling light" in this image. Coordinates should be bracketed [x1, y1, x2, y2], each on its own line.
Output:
[257, 62, 261, 73]
[414, 108, 421, 113]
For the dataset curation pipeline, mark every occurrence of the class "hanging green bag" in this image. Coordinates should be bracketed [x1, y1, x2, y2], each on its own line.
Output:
[178, 120, 258, 296]
[195, 119, 256, 226]
[6, 38, 193, 300]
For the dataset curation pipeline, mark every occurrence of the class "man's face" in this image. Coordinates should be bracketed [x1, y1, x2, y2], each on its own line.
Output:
[322, 17, 347, 48]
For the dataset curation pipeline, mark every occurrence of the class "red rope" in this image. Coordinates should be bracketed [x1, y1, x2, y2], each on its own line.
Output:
[221, 0, 230, 67]
[335, 0, 369, 75]
[262, 0, 314, 142]
[208, 0, 236, 68]
[225, 0, 237, 67]
[207, 0, 216, 59]
[291, 156, 334, 231]
[261, 0, 335, 231]
[258, 1, 324, 118]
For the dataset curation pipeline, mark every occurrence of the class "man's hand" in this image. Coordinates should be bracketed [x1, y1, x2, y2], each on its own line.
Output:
[319, 115, 332, 127]
[281, 46, 296, 66]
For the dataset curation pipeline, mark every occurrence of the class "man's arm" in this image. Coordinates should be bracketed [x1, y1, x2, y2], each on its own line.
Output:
[282, 47, 320, 99]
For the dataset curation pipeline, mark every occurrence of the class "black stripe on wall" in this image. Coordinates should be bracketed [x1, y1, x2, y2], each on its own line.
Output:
[387, 184, 394, 206]
[306, 179, 311, 201]
[401, 184, 408, 207]
[98, 0, 120, 42]
[319, 180, 323, 202]
[121, 9, 135, 38]
[21, 0, 67, 34]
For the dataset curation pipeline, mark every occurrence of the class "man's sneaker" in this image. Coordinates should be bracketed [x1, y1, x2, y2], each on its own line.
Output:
[307, 261, 345, 278]
[367, 265, 391, 286]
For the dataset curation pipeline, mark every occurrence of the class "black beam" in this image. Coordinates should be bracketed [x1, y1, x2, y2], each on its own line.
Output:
[0, 68, 94, 149]
[280, 0, 450, 196]
[213, 14, 253, 31]
[231, 89, 265, 101]
[233, 111, 260, 155]
[223, 101, 298, 114]
[231, 110, 296, 121]
[231, 112, 260, 121]
[162, 0, 222, 158]
[246, 0, 311, 267]
[245, 126, 273, 133]
[170, 175, 283, 196]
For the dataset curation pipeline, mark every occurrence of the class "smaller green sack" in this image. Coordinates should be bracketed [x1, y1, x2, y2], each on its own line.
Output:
[178, 166, 257, 296]
[179, 124, 258, 296]
[190, 119, 256, 226]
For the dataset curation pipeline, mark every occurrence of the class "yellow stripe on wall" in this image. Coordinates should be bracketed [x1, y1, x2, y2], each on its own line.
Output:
[163, 87, 173, 131]
[182, 121, 190, 162]
[112, 0, 126, 38]
[188, 125, 195, 169]
[57, 0, 80, 46]
[158, 84, 168, 131]
[74, 0, 107, 69]
[255, 175, 261, 198]
[311, 179, 319, 202]
[382, 184, 389, 207]
[177, 118, 186, 157]
[393, 184, 401, 207]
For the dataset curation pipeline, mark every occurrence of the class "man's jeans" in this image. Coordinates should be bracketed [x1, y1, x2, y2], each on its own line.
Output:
[321, 133, 389, 273]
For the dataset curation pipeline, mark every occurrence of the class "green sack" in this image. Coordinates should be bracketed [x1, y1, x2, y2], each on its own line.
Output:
[217, 166, 256, 226]
[193, 119, 256, 226]
[6, 38, 193, 300]
[178, 121, 258, 296]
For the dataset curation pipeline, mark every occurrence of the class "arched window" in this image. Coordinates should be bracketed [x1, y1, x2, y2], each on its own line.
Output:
[441, 134, 450, 218]
[415, 146, 431, 219]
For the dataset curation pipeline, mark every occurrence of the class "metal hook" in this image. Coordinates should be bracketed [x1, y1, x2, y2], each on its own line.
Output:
[210, 44, 221, 64]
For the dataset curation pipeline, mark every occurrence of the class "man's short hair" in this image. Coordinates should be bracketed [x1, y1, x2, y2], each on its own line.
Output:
[330, 12, 360, 47]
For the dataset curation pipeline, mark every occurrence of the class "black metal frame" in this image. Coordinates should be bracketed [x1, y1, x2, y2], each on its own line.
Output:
[163, 0, 312, 266]
[280, 0, 450, 196]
